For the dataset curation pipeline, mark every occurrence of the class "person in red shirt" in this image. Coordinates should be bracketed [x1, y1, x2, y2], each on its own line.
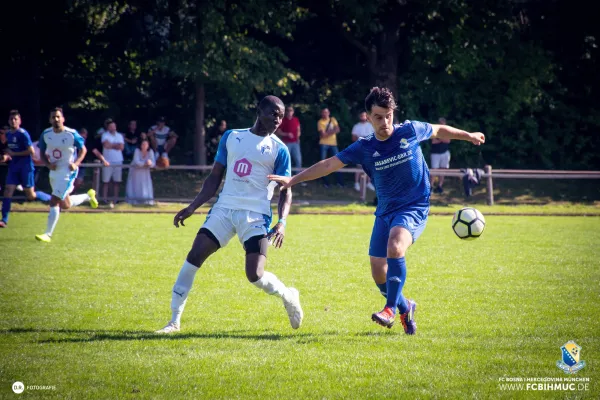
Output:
[276, 106, 302, 172]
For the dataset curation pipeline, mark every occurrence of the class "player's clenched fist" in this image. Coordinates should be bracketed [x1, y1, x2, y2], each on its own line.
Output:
[469, 132, 485, 146]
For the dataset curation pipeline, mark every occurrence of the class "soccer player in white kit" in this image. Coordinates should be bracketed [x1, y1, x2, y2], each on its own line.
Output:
[35, 108, 98, 242]
[156, 96, 303, 333]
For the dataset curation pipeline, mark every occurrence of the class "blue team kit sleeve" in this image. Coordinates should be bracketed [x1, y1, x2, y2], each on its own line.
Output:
[214, 130, 232, 167]
[409, 120, 434, 142]
[21, 129, 33, 149]
[335, 140, 363, 165]
[274, 145, 292, 177]
[72, 130, 85, 149]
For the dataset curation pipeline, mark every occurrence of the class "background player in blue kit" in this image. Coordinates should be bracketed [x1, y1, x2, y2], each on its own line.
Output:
[156, 95, 303, 334]
[0, 110, 52, 228]
[269, 87, 485, 334]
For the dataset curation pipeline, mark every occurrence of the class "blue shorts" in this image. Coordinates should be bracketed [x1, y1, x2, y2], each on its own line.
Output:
[6, 167, 35, 188]
[368, 203, 429, 258]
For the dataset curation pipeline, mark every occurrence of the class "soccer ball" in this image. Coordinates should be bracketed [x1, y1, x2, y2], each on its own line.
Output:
[452, 207, 486, 240]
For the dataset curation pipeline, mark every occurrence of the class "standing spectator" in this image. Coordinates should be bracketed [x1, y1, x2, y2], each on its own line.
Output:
[277, 106, 303, 172]
[430, 117, 451, 193]
[148, 116, 178, 162]
[126, 139, 155, 205]
[124, 120, 140, 160]
[101, 120, 124, 207]
[206, 119, 227, 164]
[351, 111, 376, 192]
[317, 107, 343, 187]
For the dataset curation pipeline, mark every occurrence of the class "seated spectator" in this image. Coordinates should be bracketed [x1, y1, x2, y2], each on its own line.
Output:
[148, 116, 177, 162]
[126, 139, 155, 205]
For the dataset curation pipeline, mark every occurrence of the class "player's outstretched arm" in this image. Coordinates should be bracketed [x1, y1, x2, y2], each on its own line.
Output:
[268, 156, 345, 190]
[174, 162, 225, 227]
[431, 124, 485, 145]
[269, 186, 292, 248]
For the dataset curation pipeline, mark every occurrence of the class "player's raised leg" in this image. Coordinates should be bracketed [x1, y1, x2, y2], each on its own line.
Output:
[245, 235, 303, 329]
[156, 229, 220, 333]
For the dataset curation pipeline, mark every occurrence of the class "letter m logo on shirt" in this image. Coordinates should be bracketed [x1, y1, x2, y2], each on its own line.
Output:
[234, 158, 252, 177]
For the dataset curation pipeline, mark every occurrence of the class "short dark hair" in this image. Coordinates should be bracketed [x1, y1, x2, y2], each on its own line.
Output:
[9, 109, 20, 118]
[365, 87, 397, 113]
[258, 95, 284, 111]
[104, 118, 114, 127]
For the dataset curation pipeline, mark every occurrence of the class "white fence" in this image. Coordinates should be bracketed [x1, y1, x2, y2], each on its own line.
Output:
[2, 163, 600, 205]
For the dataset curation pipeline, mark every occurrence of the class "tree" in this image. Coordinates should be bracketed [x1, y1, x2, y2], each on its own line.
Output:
[144, 0, 305, 165]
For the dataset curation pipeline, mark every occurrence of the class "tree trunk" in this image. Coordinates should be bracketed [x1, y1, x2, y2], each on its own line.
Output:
[194, 79, 206, 165]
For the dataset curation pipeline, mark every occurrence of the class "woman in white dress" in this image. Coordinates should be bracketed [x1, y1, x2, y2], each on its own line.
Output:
[126, 139, 155, 205]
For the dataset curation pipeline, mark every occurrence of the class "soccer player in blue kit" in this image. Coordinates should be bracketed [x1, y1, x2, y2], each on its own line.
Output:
[0, 110, 52, 228]
[268, 88, 485, 334]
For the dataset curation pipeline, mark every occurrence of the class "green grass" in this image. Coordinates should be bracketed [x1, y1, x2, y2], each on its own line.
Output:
[1, 213, 599, 399]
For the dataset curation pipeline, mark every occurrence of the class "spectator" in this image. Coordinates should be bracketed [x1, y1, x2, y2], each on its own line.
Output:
[101, 120, 125, 207]
[317, 107, 343, 187]
[351, 111, 376, 192]
[206, 119, 227, 164]
[97, 118, 111, 136]
[430, 117, 451, 193]
[277, 106, 303, 174]
[126, 139, 155, 205]
[124, 120, 141, 160]
[148, 116, 178, 162]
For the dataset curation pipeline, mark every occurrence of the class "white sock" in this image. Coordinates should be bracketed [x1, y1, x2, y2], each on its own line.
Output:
[70, 194, 90, 207]
[170, 260, 199, 325]
[46, 206, 60, 236]
[252, 271, 291, 300]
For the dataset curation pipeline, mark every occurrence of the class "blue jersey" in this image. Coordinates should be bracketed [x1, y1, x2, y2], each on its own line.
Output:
[336, 120, 433, 216]
[6, 128, 34, 171]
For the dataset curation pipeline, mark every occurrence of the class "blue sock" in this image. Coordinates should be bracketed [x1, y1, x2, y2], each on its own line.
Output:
[1, 197, 12, 223]
[376, 282, 387, 298]
[35, 191, 52, 202]
[385, 257, 408, 314]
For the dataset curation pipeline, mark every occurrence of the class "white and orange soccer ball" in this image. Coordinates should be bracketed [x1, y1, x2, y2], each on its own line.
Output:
[452, 207, 486, 240]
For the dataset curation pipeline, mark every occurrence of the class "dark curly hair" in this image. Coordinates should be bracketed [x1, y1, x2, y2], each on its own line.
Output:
[365, 87, 397, 113]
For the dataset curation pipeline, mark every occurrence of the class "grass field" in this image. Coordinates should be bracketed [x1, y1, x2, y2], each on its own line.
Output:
[1, 212, 599, 399]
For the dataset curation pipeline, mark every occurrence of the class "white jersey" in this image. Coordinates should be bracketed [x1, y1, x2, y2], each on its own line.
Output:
[352, 121, 373, 139]
[38, 126, 85, 169]
[213, 128, 291, 216]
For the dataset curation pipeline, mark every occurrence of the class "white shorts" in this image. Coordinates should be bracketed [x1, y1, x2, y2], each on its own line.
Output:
[431, 151, 450, 169]
[102, 165, 123, 183]
[49, 168, 78, 200]
[200, 206, 271, 247]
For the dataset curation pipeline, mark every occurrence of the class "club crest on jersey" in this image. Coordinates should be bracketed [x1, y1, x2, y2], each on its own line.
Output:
[260, 145, 272, 155]
[53, 149, 62, 159]
[399, 138, 409, 149]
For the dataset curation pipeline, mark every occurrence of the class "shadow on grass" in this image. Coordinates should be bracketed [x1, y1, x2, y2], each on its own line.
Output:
[1, 327, 327, 344]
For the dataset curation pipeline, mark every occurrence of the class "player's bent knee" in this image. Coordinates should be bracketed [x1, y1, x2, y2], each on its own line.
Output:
[244, 235, 269, 256]
[186, 229, 220, 265]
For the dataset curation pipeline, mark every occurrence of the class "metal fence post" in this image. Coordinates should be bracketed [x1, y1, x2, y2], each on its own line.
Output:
[360, 173, 367, 202]
[485, 165, 494, 206]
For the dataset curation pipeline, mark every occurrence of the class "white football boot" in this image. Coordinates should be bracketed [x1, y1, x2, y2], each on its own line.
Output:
[155, 321, 180, 334]
[282, 288, 303, 329]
